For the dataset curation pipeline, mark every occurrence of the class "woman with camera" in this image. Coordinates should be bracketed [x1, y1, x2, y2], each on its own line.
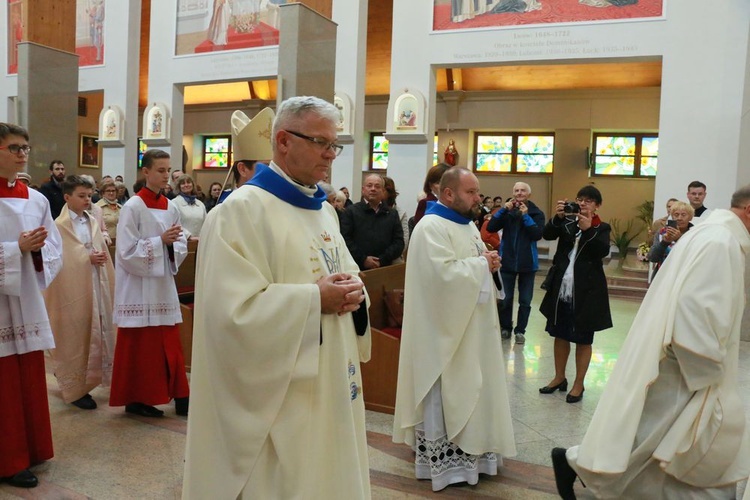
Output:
[647, 200, 694, 279]
[538, 186, 612, 403]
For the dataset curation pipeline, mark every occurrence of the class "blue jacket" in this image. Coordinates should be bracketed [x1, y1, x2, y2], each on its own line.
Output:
[486, 200, 545, 272]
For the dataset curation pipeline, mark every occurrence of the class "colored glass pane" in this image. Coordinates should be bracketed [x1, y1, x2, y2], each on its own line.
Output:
[640, 157, 658, 176]
[517, 154, 554, 173]
[476, 153, 512, 172]
[373, 134, 389, 153]
[477, 135, 512, 154]
[371, 153, 388, 170]
[206, 137, 229, 153]
[595, 136, 636, 156]
[434, 135, 439, 166]
[204, 153, 229, 168]
[594, 156, 634, 175]
[641, 137, 659, 156]
[518, 135, 554, 154]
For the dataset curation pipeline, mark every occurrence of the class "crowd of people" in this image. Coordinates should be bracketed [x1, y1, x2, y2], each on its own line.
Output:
[2, 97, 749, 500]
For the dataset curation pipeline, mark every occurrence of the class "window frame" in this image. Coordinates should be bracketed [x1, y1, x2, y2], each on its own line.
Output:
[369, 132, 389, 171]
[590, 132, 659, 178]
[202, 134, 232, 169]
[473, 131, 555, 175]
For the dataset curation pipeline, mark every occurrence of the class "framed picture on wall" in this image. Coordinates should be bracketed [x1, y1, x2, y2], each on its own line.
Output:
[80, 134, 100, 168]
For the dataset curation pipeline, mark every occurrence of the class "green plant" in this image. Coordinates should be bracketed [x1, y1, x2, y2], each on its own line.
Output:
[610, 218, 641, 265]
[635, 200, 654, 228]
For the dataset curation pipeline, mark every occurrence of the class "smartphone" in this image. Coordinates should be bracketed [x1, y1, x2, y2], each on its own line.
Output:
[666, 219, 678, 229]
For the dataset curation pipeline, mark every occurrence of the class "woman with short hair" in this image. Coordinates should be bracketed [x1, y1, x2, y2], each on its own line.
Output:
[172, 174, 206, 240]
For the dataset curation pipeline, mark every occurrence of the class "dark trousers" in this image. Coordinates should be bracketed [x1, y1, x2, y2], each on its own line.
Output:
[500, 270, 536, 333]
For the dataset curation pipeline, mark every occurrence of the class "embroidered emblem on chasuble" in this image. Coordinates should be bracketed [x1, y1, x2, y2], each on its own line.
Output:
[348, 359, 361, 401]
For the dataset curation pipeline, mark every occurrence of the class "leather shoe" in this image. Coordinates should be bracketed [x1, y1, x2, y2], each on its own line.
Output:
[539, 378, 568, 394]
[1, 469, 38, 488]
[125, 403, 164, 418]
[566, 389, 585, 403]
[71, 394, 97, 410]
[175, 397, 189, 416]
[551, 447, 577, 500]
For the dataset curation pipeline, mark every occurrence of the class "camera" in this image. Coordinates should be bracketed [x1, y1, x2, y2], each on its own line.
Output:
[563, 201, 580, 214]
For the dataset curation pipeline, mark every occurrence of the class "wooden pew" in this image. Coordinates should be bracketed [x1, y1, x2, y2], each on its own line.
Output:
[175, 239, 199, 372]
[359, 263, 406, 414]
[179, 303, 194, 372]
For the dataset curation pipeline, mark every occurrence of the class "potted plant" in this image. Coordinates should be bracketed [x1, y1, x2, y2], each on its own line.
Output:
[610, 218, 641, 268]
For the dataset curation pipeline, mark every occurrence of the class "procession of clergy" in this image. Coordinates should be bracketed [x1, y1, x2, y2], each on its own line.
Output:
[3, 95, 750, 499]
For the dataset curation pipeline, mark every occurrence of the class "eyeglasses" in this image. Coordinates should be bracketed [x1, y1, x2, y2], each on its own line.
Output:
[285, 130, 343, 157]
[575, 198, 597, 205]
[0, 144, 31, 155]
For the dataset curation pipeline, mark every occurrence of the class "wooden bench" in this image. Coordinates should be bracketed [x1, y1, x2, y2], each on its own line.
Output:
[175, 239, 199, 372]
[359, 263, 406, 414]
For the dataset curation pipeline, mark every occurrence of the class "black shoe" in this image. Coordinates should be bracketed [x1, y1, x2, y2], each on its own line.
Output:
[1, 469, 38, 488]
[539, 379, 568, 394]
[175, 397, 189, 416]
[71, 394, 97, 410]
[566, 389, 585, 404]
[551, 448, 577, 500]
[125, 402, 164, 418]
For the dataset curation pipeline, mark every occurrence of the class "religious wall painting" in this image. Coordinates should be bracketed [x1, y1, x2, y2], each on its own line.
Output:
[333, 92, 353, 139]
[76, 0, 106, 67]
[80, 134, 100, 168]
[142, 102, 171, 146]
[175, 0, 289, 57]
[98, 105, 125, 146]
[7, 0, 23, 75]
[432, 0, 664, 32]
[391, 90, 426, 135]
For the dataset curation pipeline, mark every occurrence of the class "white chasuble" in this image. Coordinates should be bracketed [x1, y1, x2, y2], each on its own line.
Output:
[0, 183, 62, 357]
[44, 206, 116, 403]
[393, 203, 516, 488]
[113, 194, 187, 327]
[183, 163, 371, 500]
[568, 209, 750, 498]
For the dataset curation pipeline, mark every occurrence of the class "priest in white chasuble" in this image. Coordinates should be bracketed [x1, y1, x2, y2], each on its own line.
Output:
[552, 187, 750, 500]
[0, 123, 63, 489]
[393, 167, 516, 492]
[183, 96, 371, 500]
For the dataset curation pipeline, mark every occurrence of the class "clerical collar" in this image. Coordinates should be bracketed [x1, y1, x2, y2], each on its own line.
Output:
[425, 201, 472, 225]
[0, 176, 29, 199]
[248, 162, 326, 210]
[136, 185, 168, 210]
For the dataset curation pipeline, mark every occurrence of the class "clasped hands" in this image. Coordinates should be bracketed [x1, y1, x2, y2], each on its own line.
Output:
[318, 273, 366, 315]
[18, 226, 47, 252]
[483, 250, 501, 273]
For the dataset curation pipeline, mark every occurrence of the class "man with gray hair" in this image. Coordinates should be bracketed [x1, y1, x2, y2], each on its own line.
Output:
[485, 181, 545, 344]
[184, 96, 371, 499]
[552, 185, 750, 499]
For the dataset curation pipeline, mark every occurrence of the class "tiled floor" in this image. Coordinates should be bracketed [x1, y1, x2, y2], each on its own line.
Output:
[2, 288, 748, 499]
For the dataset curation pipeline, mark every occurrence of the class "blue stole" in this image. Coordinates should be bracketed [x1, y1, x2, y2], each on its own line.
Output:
[425, 201, 472, 224]
[247, 163, 326, 210]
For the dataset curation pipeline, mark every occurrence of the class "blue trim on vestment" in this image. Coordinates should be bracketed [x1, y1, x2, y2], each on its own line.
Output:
[247, 163, 326, 210]
[425, 201, 472, 225]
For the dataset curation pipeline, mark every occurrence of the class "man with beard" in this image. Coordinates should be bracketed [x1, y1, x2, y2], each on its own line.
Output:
[486, 181, 545, 344]
[393, 167, 516, 491]
[39, 160, 66, 218]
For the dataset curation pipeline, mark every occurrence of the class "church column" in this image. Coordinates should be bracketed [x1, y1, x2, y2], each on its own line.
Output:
[330, 0, 368, 197]
[16, 0, 78, 178]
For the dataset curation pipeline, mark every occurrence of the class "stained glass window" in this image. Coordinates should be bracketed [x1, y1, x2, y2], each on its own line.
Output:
[434, 135, 439, 166]
[370, 133, 389, 170]
[474, 133, 553, 174]
[592, 134, 658, 177]
[203, 135, 231, 168]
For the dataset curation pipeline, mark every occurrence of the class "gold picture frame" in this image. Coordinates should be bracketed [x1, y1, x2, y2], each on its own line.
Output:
[80, 134, 100, 168]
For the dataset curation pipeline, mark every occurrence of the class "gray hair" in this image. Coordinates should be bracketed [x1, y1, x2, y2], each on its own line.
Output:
[317, 182, 335, 197]
[272, 96, 340, 152]
[731, 185, 750, 208]
[514, 181, 531, 195]
[79, 174, 96, 187]
[335, 190, 347, 204]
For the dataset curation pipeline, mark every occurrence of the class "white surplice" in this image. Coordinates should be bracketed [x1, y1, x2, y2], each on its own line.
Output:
[567, 209, 750, 498]
[0, 187, 62, 357]
[393, 207, 516, 491]
[183, 162, 371, 500]
[113, 195, 187, 327]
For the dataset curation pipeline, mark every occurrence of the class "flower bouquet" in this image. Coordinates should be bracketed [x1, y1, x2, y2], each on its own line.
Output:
[636, 241, 650, 262]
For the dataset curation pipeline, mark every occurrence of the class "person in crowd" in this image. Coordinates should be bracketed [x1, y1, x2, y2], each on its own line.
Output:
[480, 206, 502, 250]
[168, 169, 183, 196]
[115, 181, 129, 205]
[333, 190, 347, 213]
[162, 182, 173, 198]
[195, 183, 206, 203]
[687, 180, 710, 221]
[318, 181, 337, 204]
[95, 178, 121, 242]
[79, 174, 111, 246]
[340, 186, 353, 207]
[217, 107, 275, 204]
[383, 176, 410, 249]
[204, 181, 223, 212]
[114, 175, 129, 200]
[184, 96, 370, 499]
[15, 171, 31, 185]
[649, 197, 678, 239]
[172, 174, 207, 240]
[340, 173, 404, 270]
[538, 186, 612, 404]
[492, 195, 503, 209]
[44, 175, 115, 411]
[647, 200, 694, 279]
[39, 160, 66, 219]
[393, 167, 515, 491]
[552, 185, 750, 500]
[109, 149, 190, 418]
[132, 178, 145, 195]
[0, 123, 62, 489]
[413, 163, 451, 225]
[486, 182, 545, 345]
